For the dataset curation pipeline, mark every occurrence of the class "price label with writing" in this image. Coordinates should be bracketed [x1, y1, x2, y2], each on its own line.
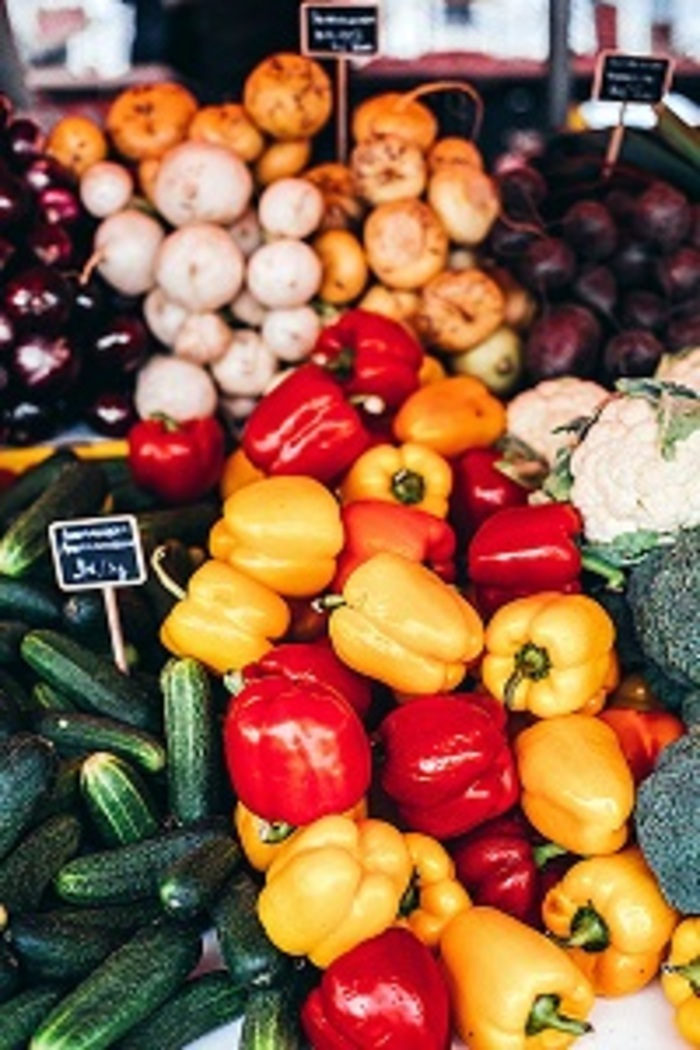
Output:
[49, 515, 146, 592]
[301, 2, 380, 57]
[593, 51, 674, 105]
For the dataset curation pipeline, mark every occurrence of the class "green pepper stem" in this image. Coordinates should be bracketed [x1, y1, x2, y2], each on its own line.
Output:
[150, 546, 186, 601]
[526, 993, 593, 1038]
[398, 871, 420, 917]
[562, 903, 610, 952]
[532, 841, 568, 868]
[503, 642, 551, 707]
[391, 468, 425, 506]
[580, 549, 627, 591]
[258, 821, 296, 844]
[662, 956, 700, 994]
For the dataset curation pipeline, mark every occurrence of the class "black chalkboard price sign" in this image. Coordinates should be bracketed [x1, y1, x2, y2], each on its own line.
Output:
[593, 51, 673, 105]
[49, 515, 146, 592]
[300, 2, 380, 58]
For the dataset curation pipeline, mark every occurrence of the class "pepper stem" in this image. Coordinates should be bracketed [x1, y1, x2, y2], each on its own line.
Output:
[503, 642, 551, 707]
[150, 546, 187, 601]
[562, 903, 610, 952]
[662, 955, 700, 994]
[526, 994, 593, 1037]
[398, 871, 420, 917]
[258, 820, 296, 845]
[320, 345, 355, 380]
[391, 468, 426, 506]
[311, 594, 346, 613]
[532, 840, 568, 868]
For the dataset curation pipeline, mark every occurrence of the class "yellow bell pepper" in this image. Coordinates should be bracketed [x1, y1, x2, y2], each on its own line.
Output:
[514, 713, 636, 857]
[159, 557, 290, 675]
[209, 474, 345, 599]
[392, 374, 507, 459]
[219, 445, 266, 500]
[234, 797, 368, 873]
[542, 846, 679, 997]
[440, 905, 595, 1050]
[338, 441, 453, 519]
[480, 591, 618, 717]
[257, 813, 413, 968]
[324, 551, 484, 694]
[396, 831, 472, 948]
[661, 917, 700, 1047]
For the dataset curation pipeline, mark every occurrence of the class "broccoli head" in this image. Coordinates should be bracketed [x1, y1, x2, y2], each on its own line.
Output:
[635, 731, 700, 913]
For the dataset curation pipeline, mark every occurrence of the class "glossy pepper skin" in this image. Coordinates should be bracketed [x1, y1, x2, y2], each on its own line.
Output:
[325, 551, 484, 695]
[449, 446, 529, 546]
[661, 917, 700, 1047]
[542, 846, 679, 998]
[376, 692, 520, 840]
[338, 441, 453, 519]
[301, 927, 452, 1050]
[392, 375, 507, 460]
[481, 591, 618, 717]
[333, 499, 457, 590]
[257, 814, 413, 968]
[467, 503, 584, 618]
[514, 713, 636, 857]
[440, 905, 595, 1050]
[311, 307, 424, 411]
[208, 474, 345, 598]
[222, 676, 372, 827]
[597, 706, 685, 784]
[159, 558, 290, 675]
[241, 362, 371, 486]
[127, 413, 226, 504]
[396, 831, 472, 948]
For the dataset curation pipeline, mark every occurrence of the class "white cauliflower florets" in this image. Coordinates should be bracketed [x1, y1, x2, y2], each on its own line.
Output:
[506, 376, 609, 466]
[655, 346, 700, 392]
[568, 386, 700, 544]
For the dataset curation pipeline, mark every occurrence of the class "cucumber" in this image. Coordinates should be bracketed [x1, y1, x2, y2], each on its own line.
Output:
[30, 682, 79, 716]
[158, 833, 242, 919]
[0, 459, 109, 578]
[32, 710, 166, 773]
[0, 578, 63, 628]
[29, 918, 203, 1050]
[239, 986, 303, 1050]
[0, 813, 83, 916]
[0, 620, 30, 666]
[31, 758, 83, 824]
[5, 911, 128, 984]
[20, 629, 160, 732]
[114, 968, 247, 1050]
[0, 668, 32, 719]
[136, 502, 219, 553]
[0, 675, 27, 740]
[0, 985, 65, 1050]
[0, 940, 21, 1004]
[0, 733, 57, 862]
[80, 751, 161, 847]
[32, 900, 164, 933]
[161, 657, 219, 825]
[212, 869, 294, 990]
[0, 447, 78, 530]
[54, 822, 228, 906]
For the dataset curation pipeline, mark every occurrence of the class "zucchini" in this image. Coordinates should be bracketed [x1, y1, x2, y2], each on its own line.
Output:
[20, 629, 160, 732]
[0, 458, 109, 578]
[5, 911, 127, 984]
[0, 985, 65, 1050]
[54, 822, 227, 906]
[80, 751, 161, 847]
[115, 968, 247, 1050]
[161, 657, 219, 825]
[0, 447, 78, 530]
[29, 918, 203, 1050]
[0, 579, 63, 628]
[239, 986, 303, 1050]
[212, 869, 294, 990]
[159, 833, 242, 919]
[0, 733, 57, 862]
[0, 813, 83, 916]
[32, 710, 166, 773]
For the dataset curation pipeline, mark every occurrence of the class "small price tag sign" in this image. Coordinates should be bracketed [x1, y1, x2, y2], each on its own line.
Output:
[593, 50, 674, 105]
[300, 2, 380, 58]
[49, 515, 146, 673]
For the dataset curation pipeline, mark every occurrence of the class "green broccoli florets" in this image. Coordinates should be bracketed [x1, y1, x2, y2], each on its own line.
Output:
[635, 731, 700, 912]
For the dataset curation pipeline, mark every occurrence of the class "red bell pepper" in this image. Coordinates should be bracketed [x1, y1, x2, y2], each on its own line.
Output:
[231, 637, 374, 722]
[333, 499, 457, 591]
[241, 362, 372, 486]
[223, 675, 372, 827]
[311, 308, 424, 412]
[449, 446, 529, 546]
[127, 413, 226, 504]
[375, 692, 520, 840]
[597, 707, 686, 784]
[467, 501, 584, 619]
[301, 926, 452, 1050]
[448, 808, 572, 930]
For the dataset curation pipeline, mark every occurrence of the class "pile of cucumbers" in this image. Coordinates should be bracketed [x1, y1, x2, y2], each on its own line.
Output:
[0, 451, 309, 1049]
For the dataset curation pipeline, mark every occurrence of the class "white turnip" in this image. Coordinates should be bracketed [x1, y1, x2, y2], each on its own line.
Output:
[134, 353, 219, 420]
[155, 223, 246, 312]
[261, 305, 321, 362]
[93, 208, 165, 297]
[143, 287, 188, 347]
[210, 328, 278, 397]
[152, 139, 254, 227]
[79, 160, 134, 218]
[258, 177, 325, 239]
[173, 311, 232, 364]
[246, 238, 322, 308]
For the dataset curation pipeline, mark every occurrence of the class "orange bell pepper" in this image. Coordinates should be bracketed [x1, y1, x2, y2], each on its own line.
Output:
[219, 446, 266, 500]
[338, 441, 453, 519]
[392, 375, 507, 459]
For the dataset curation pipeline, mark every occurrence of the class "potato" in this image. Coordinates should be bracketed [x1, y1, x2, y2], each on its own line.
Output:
[243, 52, 333, 141]
[350, 134, 427, 205]
[352, 92, 438, 152]
[363, 198, 449, 290]
[414, 267, 507, 354]
[254, 139, 313, 186]
[313, 228, 369, 305]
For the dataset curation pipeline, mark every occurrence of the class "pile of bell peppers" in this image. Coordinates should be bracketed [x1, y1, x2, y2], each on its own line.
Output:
[144, 306, 690, 1050]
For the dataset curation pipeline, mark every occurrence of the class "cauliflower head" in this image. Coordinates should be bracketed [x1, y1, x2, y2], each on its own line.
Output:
[655, 346, 700, 392]
[505, 376, 609, 467]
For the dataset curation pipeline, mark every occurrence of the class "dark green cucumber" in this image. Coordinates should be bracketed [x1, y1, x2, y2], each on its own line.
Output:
[212, 869, 295, 990]
[30, 682, 79, 715]
[31, 900, 163, 933]
[158, 833, 242, 919]
[31, 758, 83, 824]
[0, 985, 65, 1050]
[0, 674, 27, 741]
[80, 751, 161, 847]
[32, 710, 166, 773]
[0, 668, 32, 718]
[20, 629, 160, 732]
[0, 448, 78, 530]
[239, 986, 303, 1050]
[54, 822, 227, 906]
[115, 968, 247, 1050]
[136, 502, 219, 553]
[161, 657, 219, 825]
[5, 911, 127, 984]
[0, 620, 30, 666]
[0, 733, 57, 861]
[0, 459, 109, 578]
[0, 578, 63, 628]
[29, 918, 203, 1050]
[0, 940, 21, 1003]
[0, 813, 83, 916]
